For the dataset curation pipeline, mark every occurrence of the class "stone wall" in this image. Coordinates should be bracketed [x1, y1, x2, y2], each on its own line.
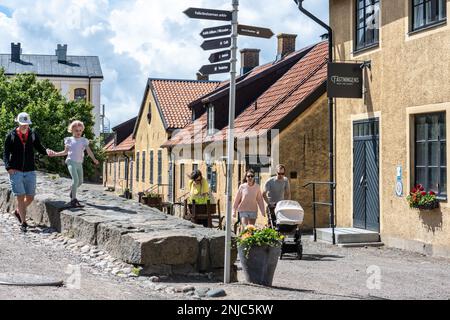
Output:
[0, 171, 237, 280]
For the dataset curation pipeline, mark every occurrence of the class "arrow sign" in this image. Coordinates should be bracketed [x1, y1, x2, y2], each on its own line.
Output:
[199, 62, 231, 75]
[209, 50, 231, 63]
[238, 24, 274, 39]
[201, 37, 231, 51]
[200, 25, 232, 39]
[184, 7, 232, 21]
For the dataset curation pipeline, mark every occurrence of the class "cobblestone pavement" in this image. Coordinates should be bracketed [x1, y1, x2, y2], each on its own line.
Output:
[1, 183, 450, 300]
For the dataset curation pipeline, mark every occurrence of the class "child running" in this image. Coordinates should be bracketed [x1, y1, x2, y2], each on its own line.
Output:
[51, 121, 99, 208]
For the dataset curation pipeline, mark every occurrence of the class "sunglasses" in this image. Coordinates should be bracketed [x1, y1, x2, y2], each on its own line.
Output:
[247, 175, 255, 178]
[277, 172, 286, 176]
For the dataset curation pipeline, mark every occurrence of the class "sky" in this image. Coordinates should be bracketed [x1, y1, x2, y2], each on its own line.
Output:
[0, 0, 329, 128]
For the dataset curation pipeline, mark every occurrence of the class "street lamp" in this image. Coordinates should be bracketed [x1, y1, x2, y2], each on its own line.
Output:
[293, 0, 336, 245]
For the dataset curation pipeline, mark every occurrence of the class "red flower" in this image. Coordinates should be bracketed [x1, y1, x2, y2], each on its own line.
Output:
[412, 188, 417, 194]
[429, 191, 436, 196]
[421, 192, 427, 196]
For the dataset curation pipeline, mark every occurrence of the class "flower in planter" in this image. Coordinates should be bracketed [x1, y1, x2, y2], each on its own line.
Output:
[407, 185, 439, 210]
[236, 226, 284, 258]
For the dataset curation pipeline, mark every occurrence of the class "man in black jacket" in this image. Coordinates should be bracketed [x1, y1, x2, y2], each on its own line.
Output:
[3, 112, 54, 232]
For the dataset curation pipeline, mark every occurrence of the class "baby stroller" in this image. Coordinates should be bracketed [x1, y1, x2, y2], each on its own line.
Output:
[268, 201, 304, 260]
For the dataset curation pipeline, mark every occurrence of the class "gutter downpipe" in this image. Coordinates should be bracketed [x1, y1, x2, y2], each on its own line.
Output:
[294, 0, 336, 245]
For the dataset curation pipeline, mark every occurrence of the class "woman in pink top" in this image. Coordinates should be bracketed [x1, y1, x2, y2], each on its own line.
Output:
[233, 169, 266, 227]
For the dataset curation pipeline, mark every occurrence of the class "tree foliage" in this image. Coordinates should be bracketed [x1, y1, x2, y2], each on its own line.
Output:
[0, 69, 104, 179]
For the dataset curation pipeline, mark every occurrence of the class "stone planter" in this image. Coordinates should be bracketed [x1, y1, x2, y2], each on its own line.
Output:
[238, 245, 281, 287]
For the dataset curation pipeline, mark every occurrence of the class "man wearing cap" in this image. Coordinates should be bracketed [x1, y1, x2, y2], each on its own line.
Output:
[3, 112, 54, 233]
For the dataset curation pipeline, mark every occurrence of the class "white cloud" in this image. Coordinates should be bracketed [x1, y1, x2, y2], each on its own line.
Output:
[0, 0, 328, 127]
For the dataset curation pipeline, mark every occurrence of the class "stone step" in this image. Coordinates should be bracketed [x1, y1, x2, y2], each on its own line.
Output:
[316, 228, 380, 244]
[338, 242, 385, 248]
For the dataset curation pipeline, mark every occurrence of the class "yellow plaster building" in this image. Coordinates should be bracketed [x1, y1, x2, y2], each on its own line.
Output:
[330, 0, 450, 256]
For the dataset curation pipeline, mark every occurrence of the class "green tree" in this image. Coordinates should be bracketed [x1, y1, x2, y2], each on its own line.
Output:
[0, 69, 104, 179]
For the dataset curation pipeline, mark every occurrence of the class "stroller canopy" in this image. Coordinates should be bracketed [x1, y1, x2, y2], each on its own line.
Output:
[275, 201, 305, 226]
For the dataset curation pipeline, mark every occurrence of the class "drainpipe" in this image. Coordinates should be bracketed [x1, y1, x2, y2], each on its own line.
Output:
[124, 152, 130, 191]
[294, 0, 336, 245]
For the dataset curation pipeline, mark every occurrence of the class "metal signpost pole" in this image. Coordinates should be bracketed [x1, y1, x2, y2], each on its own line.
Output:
[224, 0, 239, 284]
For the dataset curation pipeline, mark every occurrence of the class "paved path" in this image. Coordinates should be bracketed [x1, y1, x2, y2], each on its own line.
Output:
[1, 182, 450, 300]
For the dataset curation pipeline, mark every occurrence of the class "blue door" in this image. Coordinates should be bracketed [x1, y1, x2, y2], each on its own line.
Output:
[353, 119, 380, 232]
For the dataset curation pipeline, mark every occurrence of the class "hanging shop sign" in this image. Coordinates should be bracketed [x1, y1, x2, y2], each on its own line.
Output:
[328, 63, 363, 99]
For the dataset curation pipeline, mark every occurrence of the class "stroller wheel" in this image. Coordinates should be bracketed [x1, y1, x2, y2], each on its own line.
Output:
[297, 245, 303, 260]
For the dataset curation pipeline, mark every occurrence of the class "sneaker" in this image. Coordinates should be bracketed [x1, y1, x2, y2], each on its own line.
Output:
[12, 209, 22, 224]
[20, 223, 28, 233]
[70, 199, 84, 208]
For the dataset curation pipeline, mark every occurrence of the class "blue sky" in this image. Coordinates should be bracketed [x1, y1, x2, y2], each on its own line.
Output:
[0, 0, 329, 128]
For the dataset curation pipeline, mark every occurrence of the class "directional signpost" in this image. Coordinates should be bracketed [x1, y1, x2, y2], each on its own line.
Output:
[184, 7, 232, 21]
[200, 25, 232, 39]
[209, 50, 231, 63]
[238, 24, 274, 39]
[199, 62, 231, 75]
[201, 37, 232, 51]
[185, 0, 274, 284]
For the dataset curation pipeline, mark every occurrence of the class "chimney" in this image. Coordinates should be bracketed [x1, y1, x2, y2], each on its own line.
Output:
[240, 49, 260, 75]
[56, 44, 68, 63]
[11, 43, 21, 63]
[196, 72, 209, 81]
[277, 33, 297, 60]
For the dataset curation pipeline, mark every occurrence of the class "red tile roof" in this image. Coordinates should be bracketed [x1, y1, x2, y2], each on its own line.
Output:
[150, 79, 220, 130]
[104, 134, 135, 153]
[163, 41, 328, 148]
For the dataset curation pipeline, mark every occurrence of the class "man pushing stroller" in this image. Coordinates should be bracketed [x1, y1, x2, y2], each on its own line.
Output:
[263, 164, 291, 226]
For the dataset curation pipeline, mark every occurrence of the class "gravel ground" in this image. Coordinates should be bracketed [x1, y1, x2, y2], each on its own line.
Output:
[1, 184, 450, 300]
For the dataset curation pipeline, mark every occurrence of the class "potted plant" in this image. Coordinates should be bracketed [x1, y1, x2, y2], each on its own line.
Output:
[407, 185, 440, 211]
[236, 226, 284, 287]
[145, 192, 163, 208]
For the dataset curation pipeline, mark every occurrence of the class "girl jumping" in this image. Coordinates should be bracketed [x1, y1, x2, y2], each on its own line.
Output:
[52, 121, 99, 208]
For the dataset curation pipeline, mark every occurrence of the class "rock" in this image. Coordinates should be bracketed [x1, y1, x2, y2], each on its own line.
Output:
[195, 288, 210, 298]
[81, 245, 90, 254]
[182, 285, 195, 293]
[207, 289, 227, 298]
[68, 239, 78, 245]
[122, 267, 132, 275]
[111, 269, 121, 275]
[149, 276, 160, 283]
[185, 291, 195, 296]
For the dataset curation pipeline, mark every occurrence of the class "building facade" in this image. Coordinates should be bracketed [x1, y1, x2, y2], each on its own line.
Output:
[165, 39, 331, 228]
[330, 0, 450, 256]
[132, 78, 219, 201]
[0, 43, 103, 135]
[103, 117, 137, 195]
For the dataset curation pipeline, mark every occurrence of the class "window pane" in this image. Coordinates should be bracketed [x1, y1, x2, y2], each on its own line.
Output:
[357, 28, 365, 48]
[429, 142, 440, 166]
[428, 167, 439, 192]
[416, 142, 427, 166]
[414, 4, 425, 29]
[428, 114, 440, 140]
[441, 168, 447, 196]
[439, 0, 447, 20]
[440, 113, 446, 139]
[442, 142, 447, 166]
[416, 116, 427, 141]
[416, 167, 427, 187]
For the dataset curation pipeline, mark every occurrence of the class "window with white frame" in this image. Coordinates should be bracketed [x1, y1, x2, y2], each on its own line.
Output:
[355, 0, 380, 51]
[412, 0, 447, 31]
[414, 112, 447, 199]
